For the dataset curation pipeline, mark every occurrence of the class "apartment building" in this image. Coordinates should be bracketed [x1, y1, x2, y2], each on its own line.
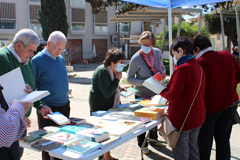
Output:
[0, 0, 164, 63]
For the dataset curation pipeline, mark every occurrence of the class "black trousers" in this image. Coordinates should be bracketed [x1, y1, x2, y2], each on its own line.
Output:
[198, 104, 237, 160]
[0, 140, 20, 160]
[37, 101, 70, 160]
[135, 95, 158, 147]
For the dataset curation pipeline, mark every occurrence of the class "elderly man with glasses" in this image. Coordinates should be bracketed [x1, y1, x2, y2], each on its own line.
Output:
[31, 31, 70, 160]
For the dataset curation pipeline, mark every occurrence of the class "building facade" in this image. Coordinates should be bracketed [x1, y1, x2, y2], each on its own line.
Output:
[0, 0, 164, 63]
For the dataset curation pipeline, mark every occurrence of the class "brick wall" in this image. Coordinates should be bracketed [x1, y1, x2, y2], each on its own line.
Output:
[92, 39, 107, 63]
[66, 39, 82, 64]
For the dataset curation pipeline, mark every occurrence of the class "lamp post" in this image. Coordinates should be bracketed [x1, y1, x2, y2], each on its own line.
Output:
[115, 9, 121, 49]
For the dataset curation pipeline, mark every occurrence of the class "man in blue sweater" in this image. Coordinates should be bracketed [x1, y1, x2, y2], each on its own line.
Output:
[31, 31, 69, 160]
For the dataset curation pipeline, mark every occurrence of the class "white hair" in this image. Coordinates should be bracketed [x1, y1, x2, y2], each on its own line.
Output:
[48, 31, 67, 44]
[13, 28, 40, 47]
[234, 46, 239, 51]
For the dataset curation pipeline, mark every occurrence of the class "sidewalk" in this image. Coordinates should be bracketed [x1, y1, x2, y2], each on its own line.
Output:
[22, 63, 240, 160]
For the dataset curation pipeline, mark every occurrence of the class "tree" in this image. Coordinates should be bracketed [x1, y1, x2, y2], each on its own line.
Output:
[200, 1, 239, 48]
[38, 0, 69, 41]
[156, 22, 207, 48]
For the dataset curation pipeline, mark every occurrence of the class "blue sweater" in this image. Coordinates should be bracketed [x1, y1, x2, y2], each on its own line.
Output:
[31, 49, 69, 106]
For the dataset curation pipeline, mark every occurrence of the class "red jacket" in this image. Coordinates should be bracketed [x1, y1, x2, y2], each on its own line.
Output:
[196, 50, 240, 114]
[161, 59, 206, 131]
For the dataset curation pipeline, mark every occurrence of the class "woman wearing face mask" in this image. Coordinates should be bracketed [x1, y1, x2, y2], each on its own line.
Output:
[127, 31, 166, 154]
[89, 49, 125, 160]
[160, 36, 206, 160]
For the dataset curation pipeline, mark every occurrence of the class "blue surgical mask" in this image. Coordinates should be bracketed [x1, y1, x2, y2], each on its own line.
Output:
[115, 63, 124, 72]
[141, 45, 151, 54]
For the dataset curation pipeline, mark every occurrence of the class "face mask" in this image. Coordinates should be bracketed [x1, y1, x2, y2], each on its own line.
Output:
[115, 63, 124, 72]
[141, 45, 151, 54]
[174, 56, 178, 65]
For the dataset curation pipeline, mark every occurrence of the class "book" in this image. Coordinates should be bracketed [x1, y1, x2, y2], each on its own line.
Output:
[0, 67, 50, 106]
[142, 72, 166, 94]
[76, 123, 99, 129]
[20, 134, 45, 144]
[43, 132, 77, 142]
[102, 119, 144, 137]
[63, 139, 102, 155]
[86, 117, 114, 128]
[69, 117, 86, 125]
[122, 115, 152, 124]
[43, 126, 61, 134]
[31, 139, 63, 151]
[28, 130, 48, 136]
[47, 112, 70, 125]
[147, 95, 168, 106]
[60, 125, 86, 134]
[91, 111, 112, 117]
[76, 128, 109, 142]
[134, 107, 165, 120]
[120, 87, 138, 98]
[99, 136, 120, 149]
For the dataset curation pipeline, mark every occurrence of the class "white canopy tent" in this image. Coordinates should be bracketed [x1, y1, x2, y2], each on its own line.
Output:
[120, 0, 231, 75]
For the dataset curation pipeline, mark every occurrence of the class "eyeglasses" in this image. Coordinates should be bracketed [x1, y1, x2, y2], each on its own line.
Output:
[51, 42, 65, 52]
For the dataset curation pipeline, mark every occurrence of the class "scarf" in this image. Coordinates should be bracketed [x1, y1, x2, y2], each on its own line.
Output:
[106, 66, 120, 107]
[141, 49, 157, 75]
[177, 55, 195, 67]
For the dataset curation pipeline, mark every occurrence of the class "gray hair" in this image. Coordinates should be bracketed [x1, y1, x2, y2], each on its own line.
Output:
[234, 46, 239, 51]
[47, 31, 67, 44]
[13, 29, 40, 47]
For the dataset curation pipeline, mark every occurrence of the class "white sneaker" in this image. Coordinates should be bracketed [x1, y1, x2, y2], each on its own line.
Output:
[142, 147, 149, 154]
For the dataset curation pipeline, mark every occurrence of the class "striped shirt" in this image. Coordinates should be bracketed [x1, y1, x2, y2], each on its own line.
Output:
[0, 102, 26, 147]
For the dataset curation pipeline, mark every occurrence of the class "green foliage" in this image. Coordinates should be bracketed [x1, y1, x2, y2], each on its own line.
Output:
[156, 22, 206, 48]
[38, 0, 69, 41]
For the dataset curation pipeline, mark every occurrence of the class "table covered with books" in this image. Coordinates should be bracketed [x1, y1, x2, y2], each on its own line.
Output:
[20, 95, 167, 160]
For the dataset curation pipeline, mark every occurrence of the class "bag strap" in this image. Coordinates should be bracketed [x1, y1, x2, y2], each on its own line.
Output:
[0, 84, 9, 111]
[179, 67, 203, 132]
[139, 51, 155, 75]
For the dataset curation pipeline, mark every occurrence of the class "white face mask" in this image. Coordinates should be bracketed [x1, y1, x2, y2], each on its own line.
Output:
[174, 56, 178, 65]
[141, 45, 151, 54]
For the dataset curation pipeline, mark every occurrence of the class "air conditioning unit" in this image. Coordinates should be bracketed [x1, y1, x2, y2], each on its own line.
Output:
[112, 35, 125, 43]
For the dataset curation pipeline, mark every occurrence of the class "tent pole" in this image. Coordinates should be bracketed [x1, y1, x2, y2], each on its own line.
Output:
[236, 7, 240, 62]
[220, 11, 225, 50]
[168, 0, 173, 76]
[128, 22, 131, 59]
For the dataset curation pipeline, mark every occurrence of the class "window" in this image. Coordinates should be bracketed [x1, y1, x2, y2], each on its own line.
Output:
[94, 11, 108, 32]
[117, 23, 129, 33]
[29, 5, 42, 30]
[0, 2, 16, 29]
[70, 0, 86, 7]
[71, 8, 85, 31]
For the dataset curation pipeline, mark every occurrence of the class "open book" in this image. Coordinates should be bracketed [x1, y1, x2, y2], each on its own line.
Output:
[0, 67, 50, 106]
[142, 72, 166, 94]
[120, 87, 138, 98]
[147, 95, 168, 106]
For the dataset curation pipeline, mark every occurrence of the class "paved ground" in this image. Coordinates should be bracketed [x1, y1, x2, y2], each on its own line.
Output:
[22, 63, 240, 160]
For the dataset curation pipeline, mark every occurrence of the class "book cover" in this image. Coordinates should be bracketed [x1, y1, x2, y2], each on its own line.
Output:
[76, 123, 98, 129]
[76, 128, 109, 142]
[86, 117, 114, 128]
[0, 67, 50, 106]
[20, 134, 44, 144]
[134, 107, 165, 120]
[47, 112, 70, 125]
[69, 117, 86, 125]
[43, 126, 61, 134]
[120, 87, 138, 98]
[122, 115, 152, 124]
[60, 125, 86, 134]
[91, 111, 112, 117]
[28, 130, 47, 136]
[43, 132, 76, 142]
[142, 74, 166, 94]
[147, 95, 168, 106]
[102, 119, 143, 137]
[63, 139, 102, 155]
[31, 139, 63, 151]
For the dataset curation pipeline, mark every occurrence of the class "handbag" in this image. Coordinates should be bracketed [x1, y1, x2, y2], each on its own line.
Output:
[159, 67, 203, 148]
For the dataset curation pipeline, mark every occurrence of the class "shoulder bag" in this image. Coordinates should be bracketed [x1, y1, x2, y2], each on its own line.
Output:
[159, 67, 203, 148]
